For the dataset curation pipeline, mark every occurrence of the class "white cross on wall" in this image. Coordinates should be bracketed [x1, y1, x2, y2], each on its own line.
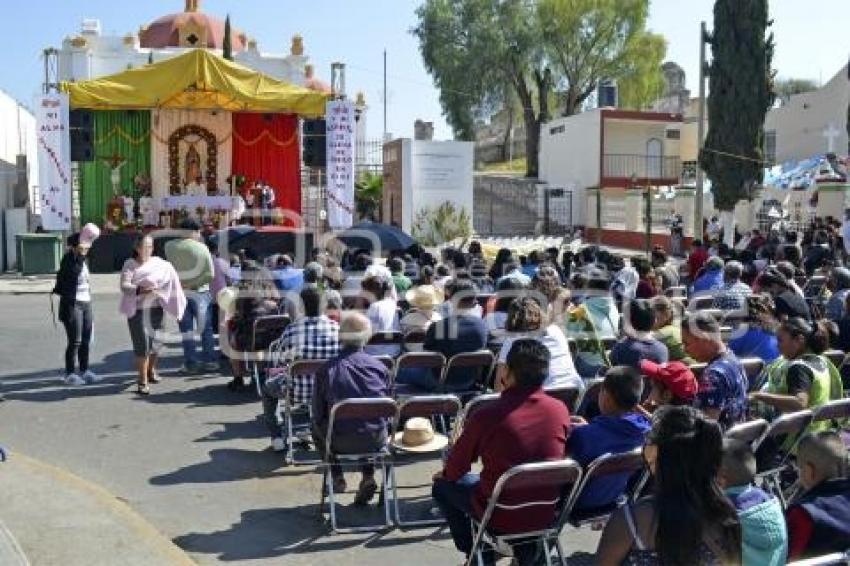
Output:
[822, 123, 841, 152]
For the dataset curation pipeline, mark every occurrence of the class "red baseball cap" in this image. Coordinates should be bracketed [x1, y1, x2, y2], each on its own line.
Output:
[640, 360, 698, 402]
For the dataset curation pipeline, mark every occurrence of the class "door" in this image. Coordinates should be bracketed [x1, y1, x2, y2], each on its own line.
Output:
[646, 138, 663, 178]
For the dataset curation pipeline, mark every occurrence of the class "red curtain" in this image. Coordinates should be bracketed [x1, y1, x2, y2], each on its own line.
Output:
[232, 113, 301, 218]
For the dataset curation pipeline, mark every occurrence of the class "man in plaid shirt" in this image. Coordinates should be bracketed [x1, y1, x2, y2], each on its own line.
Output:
[712, 261, 752, 312]
[263, 287, 339, 451]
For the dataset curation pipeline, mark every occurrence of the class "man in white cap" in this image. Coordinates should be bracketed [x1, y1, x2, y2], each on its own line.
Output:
[52, 223, 101, 385]
[311, 311, 391, 505]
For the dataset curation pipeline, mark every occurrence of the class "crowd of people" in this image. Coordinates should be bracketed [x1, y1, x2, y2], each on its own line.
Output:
[52, 216, 850, 564]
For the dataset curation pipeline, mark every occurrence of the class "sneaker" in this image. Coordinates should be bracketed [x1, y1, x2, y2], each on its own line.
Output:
[64, 373, 85, 386]
[82, 370, 102, 384]
[177, 364, 199, 376]
[271, 437, 286, 452]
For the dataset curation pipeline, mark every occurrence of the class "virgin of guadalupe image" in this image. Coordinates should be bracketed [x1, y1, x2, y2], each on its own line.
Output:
[184, 144, 203, 186]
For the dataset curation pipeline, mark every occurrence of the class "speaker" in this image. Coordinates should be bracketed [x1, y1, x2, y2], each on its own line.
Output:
[302, 119, 327, 167]
[70, 109, 95, 162]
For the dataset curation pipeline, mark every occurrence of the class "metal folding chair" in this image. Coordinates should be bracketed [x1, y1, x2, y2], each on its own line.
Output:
[250, 315, 290, 397]
[453, 392, 501, 443]
[663, 285, 687, 298]
[283, 359, 329, 466]
[544, 386, 582, 414]
[559, 448, 647, 528]
[373, 355, 396, 373]
[740, 358, 766, 392]
[688, 295, 715, 311]
[725, 419, 769, 447]
[812, 398, 850, 426]
[823, 350, 847, 371]
[577, 378, 604, 419]
[754, 409, 813, 507]
[438, 350, 495, 399]
[403, 329, 427, 351]
[392, 351, 446, 395]
[319, 397, 398, 534]
[466, 459, 583, 566]
[787, 550, 850, 566]
[389, 395, 462, 527]
[367, 331, 405, 348]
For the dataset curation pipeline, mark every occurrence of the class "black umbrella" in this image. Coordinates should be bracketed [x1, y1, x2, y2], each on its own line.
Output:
[334, 222, 417, 253]
[208, 225, 255, 248]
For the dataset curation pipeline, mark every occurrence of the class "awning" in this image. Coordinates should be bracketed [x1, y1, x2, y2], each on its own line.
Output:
[60, 49, 328, 116]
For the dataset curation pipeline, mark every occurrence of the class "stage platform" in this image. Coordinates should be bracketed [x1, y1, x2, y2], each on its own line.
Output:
[87, 227, 315, 273]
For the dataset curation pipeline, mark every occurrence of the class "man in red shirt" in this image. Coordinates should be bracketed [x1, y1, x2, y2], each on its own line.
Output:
[687, 238, 709, 283]
[432, 339, 571, 564]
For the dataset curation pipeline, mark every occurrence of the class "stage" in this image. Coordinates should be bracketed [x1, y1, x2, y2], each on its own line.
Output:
[87, 226, 315, 273]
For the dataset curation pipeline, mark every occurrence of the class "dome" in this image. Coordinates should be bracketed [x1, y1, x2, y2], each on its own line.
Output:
[139, 3, 244, 51]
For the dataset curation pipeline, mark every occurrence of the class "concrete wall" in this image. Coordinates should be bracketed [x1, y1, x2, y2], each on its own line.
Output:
[603, 120, 678, 157]
[0, 91, 37, 212]
[539, 110, 601, 227]
[410, 140, 474, 233]
[765, 64, 849, 163]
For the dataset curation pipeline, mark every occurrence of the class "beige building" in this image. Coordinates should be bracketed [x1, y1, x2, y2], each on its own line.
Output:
[765, 63, 849, 164]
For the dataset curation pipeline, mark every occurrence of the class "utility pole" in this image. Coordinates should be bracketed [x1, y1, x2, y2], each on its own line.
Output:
[694, 21, 708, 241]
[383, 49, 387, 141]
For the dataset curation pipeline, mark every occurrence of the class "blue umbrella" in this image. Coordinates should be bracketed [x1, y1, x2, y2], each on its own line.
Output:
[334, 222, 417, 253]
[208, 225, 255, 248]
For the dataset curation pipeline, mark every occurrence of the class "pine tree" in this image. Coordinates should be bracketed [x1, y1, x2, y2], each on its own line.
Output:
[223, 15, 233, 60]
[700, 0, 774, 244]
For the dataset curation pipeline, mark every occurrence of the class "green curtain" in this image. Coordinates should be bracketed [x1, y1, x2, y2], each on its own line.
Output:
[79, 110, 151, 224]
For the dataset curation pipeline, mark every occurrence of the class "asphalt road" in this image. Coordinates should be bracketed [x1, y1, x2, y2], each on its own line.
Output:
[0, 293, 599, 565]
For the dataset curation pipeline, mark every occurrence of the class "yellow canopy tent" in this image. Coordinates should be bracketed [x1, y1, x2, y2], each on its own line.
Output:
[60, 49, 328, 116]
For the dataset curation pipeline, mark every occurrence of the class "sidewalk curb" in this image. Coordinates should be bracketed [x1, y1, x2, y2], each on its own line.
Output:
[4, 451, 196, 566]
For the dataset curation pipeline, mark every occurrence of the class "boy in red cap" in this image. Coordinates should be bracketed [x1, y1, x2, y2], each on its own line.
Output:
[640, 360, 698, 410]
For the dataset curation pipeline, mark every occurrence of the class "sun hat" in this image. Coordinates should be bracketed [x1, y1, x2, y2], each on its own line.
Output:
[391, 417, 449, 453]
[640, 360, 698, 403]
[78, 223, 101, 247]
[405, 286, 440, 311]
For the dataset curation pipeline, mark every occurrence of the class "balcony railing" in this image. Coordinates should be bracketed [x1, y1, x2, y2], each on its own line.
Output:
[602, 154, 681, 181]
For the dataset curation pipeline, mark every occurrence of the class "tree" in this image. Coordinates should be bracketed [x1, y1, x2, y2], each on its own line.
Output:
[774, 77, 817, 104]
[617, 35, 668, 110]
[413, 0, 552, 177]
[538, 0, 667, 116]
[222, 15, 233, 61]
[147, 52, 154, 65]
[355, 172, 383, 222]
[700, 0, 774, 246]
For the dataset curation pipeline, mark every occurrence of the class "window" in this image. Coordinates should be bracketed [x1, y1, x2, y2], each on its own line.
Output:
[549, 125, 565, 135]
[764, 130, 777, 165]
[665, 129, 680, 140]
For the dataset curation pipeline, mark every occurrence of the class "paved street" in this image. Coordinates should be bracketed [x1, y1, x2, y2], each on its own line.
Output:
[0, 292, 599, 565]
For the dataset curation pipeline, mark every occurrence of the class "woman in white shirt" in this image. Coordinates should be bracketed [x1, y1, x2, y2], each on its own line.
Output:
[494, 296, 581, 391]
[362, 275, 401, 357]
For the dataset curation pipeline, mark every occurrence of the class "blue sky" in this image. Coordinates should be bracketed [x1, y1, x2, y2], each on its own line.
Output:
[1, 0, 847, 141]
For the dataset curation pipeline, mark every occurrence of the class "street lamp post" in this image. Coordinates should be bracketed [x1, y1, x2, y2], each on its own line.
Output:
[644, 182, 652, 257]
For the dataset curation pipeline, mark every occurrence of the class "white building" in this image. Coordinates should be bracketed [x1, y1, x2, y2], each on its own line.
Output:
[764, 63, 849, 164]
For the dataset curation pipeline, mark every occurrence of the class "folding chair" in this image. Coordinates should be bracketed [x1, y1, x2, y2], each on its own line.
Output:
[725, 419, 769, 447]
[803, 275, 827, 298]
[577, 378, 604, 419]
[787, 550, 850, 566]
[466, 459, 583, 566]
[823, 350, 847, 370]
[812, 398, 850, 426]
[392, 351, 446, 394]
[439, 350, 495, 399]
[740, 358, 766, 391]
[403, 329, 427, 352]
[476, 293, 495, 309]
[688, 295, 715, 311]
[544, 386, 582, 414]
[319, 398, 398, 534]
[663, 286, 687, 298]
[373, 355, 396, 373]
[753, 409, 813, 507]
[250, 315, 290, 397]
[283, 359, 329, 466]
[367, 331, 405, 348]
[559, 448, 647, 528]
[389, 395, 462, 527]
[453, 392, 501, 443]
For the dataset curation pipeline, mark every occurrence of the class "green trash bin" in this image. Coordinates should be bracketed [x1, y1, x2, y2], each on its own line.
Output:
[15, 233, 63, 275]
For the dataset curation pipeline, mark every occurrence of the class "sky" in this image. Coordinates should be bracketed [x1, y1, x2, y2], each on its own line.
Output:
[0, 0, 847, 142]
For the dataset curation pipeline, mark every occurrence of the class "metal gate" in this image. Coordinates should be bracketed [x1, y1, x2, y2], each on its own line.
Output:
[474, 176, 573, 236]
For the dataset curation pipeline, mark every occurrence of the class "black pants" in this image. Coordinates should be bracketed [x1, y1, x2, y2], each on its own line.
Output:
[59, 300, 92, 374]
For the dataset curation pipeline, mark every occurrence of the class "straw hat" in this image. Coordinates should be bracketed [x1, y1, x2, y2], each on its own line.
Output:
[392, 417, 448, 453]
[78, 223, 101, 248]
[405, 286, 439, 311]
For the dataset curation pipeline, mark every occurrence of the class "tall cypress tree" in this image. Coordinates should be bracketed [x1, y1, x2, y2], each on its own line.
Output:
[700, 0, 774, 244]
[223, 15, 233, 60]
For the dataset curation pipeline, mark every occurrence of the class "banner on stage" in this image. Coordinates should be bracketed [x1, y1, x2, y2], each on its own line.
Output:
[36, 93, 72, 231]
[326, 99, 355, 230]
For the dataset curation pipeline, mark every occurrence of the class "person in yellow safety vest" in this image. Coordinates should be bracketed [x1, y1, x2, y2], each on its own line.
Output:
[749, 317, 844, 435]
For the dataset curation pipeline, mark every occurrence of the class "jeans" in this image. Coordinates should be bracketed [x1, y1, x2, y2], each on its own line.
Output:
[59, 299, 92, 374]
[432, 474, 541, 565]
[179, 290, 215, 366]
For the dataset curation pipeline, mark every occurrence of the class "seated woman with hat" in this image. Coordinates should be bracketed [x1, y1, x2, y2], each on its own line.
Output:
[401, 285, 442, 338]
